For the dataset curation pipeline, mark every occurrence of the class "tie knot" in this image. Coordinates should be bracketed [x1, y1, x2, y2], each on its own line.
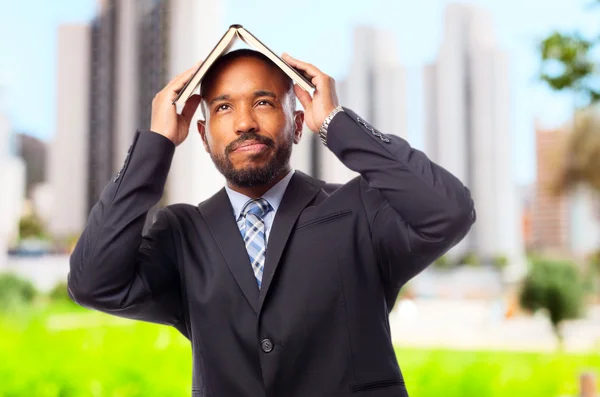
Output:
[241, 198, 271, 219]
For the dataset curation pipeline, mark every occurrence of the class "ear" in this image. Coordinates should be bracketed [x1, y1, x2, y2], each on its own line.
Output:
[197, 119, 210, 153]
[293, 110, 304, 144]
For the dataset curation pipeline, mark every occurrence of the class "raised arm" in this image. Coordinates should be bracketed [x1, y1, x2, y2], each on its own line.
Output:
[68, 130, 183, 326]
[281, 53, 475, 300]
[327, 108, 475, 290]
[68, 63, 203, 332]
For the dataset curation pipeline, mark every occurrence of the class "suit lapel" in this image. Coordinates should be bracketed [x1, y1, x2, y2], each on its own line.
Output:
[198, 188, 260, 313]
[258, 171, 323, 312]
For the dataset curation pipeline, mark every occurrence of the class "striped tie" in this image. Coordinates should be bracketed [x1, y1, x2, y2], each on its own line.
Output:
[239, 198, 272, 288]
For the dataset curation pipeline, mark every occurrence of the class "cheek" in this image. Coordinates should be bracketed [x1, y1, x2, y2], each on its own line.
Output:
[207, 122, 234, 153]
[256, 112, 289, 140]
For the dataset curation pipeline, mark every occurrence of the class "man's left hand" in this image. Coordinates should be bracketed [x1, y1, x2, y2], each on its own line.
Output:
[282, 53, 339, 133]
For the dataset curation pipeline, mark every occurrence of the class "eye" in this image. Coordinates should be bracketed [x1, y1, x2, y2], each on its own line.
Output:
[215, 104, 230, 112]
[256, 100, 273, 107]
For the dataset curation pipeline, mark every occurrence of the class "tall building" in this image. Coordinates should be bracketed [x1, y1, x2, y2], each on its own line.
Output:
[318, 25, 407, 184]
[50, 0, 224, 238]
[162, 0, 225, 205]
[89, 0, 226, 206]
[531, 124, 600, 257]
[15, 133, 48, 198]
[88, 1, 118, 212]
[0, 106, 26, 264]
[530, 125, 570, 253]
[48, 24, 91, 239]
[86, 0, 171, 212]
[423, 4, 522, 263]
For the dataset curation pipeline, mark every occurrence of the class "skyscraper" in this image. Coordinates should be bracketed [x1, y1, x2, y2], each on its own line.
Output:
[531, 123, 600, 258]
[48, 24, 90, 239]
[162, 0, 225, 206]
[318, 25, 407, 184]
[51, 0, 224, 238]
[0, 105, 26, 263]
[423, 4, 522, 263]
[88, 1, 118, 213]
[531, 125, 570, 253]
[87, 0, 225, 207]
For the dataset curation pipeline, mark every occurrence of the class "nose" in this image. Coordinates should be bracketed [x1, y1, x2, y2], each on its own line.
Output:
[234, 105, 259, 135]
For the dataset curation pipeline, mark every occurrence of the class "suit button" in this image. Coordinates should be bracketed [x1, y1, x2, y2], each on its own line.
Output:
[261, 339, 273, 353]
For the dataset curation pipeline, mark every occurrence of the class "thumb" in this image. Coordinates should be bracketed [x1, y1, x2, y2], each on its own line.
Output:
[181, 94, 202, 125]
[293, 84, 313, 110]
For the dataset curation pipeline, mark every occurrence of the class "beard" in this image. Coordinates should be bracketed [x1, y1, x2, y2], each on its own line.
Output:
[208, 131, 293, 188]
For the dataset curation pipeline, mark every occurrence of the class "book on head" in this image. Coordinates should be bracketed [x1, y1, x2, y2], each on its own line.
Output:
[172, 24, 315, 109]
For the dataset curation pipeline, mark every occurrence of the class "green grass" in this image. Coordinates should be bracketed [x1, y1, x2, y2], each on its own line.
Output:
[0, 304, 599, 396]
[396, 347, 600, 397]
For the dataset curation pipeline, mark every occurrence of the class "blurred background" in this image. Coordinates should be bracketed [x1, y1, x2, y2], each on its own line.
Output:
[1, 0, 599, 396]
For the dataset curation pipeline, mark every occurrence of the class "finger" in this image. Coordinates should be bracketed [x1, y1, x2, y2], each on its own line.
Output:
[181, 94, 202, 124]
[282, 53, 323, 80]
[293, 84, 313, 110]
[166, 60, 203, 91]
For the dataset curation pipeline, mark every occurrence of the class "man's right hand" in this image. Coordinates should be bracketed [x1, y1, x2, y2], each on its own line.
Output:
[150, 62, 203, 146]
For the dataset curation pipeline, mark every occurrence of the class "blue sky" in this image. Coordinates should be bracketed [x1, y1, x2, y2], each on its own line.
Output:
[0, 0, 597, 185]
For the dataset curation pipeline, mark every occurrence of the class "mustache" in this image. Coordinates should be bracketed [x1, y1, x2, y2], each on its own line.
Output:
[225, 133, 275, 155]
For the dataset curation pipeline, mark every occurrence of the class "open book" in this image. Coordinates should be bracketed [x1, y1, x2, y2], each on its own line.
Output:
[173, 24, 316, 109]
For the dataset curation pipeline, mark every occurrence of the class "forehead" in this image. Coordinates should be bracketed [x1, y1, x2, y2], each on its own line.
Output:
[202, 57, 288, 100]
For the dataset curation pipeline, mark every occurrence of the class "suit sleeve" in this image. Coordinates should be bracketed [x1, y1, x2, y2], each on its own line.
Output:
[326, 108, 476, 292]
[67, 130, 184, 328]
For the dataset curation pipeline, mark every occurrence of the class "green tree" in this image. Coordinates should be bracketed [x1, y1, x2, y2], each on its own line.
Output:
[0, 273, 37, 312]
[538, 2, 600, 193]
[18, 213, 47, 240]
[538, 2, 600, 261]
[432, 254, 452, 270]
[539, 33, 599, 106]
[538, 0, 600, 106]
[491, 254, 509, 271]
[460, 252, 480, 267]
[519, 259, 585, 349]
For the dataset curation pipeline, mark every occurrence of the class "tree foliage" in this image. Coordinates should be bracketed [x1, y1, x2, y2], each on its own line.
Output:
[551, 107, 600, 192]
[538, 2, 600, 196]
[18, 213, 47, 240]
[0, 273, 37, 312]
[540, 32, 599, 105]
[519, 259, 585, 348]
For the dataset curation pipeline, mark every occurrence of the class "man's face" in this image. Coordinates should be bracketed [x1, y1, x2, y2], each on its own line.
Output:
[198, 57, 303, 187]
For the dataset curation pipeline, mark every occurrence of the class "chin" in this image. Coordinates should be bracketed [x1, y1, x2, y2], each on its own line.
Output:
[234, 153, 272, 168]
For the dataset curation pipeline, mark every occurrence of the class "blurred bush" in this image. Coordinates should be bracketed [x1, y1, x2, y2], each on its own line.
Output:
[18, 213, 49, 241]
[0, 272, 37, 312]
[519, 259, 585, 348]
[491, 254, 509, 271]
[432, 254, 452, 270]
[48, 280, 76, 305]
[459, 252, 481, 267]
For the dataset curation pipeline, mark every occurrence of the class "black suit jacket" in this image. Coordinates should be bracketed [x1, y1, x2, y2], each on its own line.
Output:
[68, 108, 475, 397]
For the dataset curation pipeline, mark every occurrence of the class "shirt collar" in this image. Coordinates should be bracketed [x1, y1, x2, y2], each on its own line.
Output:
[225, 169, 295, 221]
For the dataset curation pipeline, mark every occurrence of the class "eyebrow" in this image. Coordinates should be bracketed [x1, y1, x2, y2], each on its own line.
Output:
[209, 90, 277, 107]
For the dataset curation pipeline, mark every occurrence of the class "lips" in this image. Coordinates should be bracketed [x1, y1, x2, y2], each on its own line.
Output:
[232, 141, 268, 153]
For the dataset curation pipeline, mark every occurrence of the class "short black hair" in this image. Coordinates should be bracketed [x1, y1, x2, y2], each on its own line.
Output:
[199, 49, 295, 118]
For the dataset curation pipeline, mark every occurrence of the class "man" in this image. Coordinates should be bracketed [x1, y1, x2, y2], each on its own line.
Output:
[68, 49, 475, 397]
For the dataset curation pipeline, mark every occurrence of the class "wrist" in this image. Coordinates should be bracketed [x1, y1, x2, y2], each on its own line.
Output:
[318, 105, 344, 146]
